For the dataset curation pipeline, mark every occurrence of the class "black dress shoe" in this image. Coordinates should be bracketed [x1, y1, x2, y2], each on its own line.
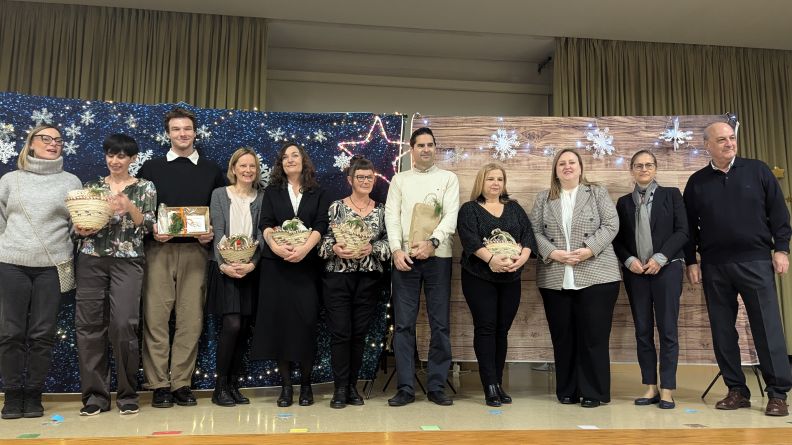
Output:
[387, 390, 415, 407]
[330, 387, 347, 409]
[211, 377, 236, 407]
[229, 377, 250, 404]
[298, 385, 314, 406]
[634, 395, 660, 406]
[277, 385, 293, 407]
[658, 399, 676, 409]
[427, 390, 453, 406]
[151, 388, 174, 408]
[560, 396, 578, 404]
[581, 398, 601, 408]
[484, 384, 502, 407]
[172, 386, 197, 406]
[496, 384, 512, 404]
[346, 384, 364, 406]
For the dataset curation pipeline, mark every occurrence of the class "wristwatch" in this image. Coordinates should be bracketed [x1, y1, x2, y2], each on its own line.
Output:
[429, 237, 440, 249]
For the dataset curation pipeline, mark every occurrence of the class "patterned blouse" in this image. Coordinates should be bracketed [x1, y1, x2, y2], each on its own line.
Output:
[78, 178, 157, 258]
[318, 200, 391, 273]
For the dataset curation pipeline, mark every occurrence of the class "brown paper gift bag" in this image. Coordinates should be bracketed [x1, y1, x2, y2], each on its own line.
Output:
[407, 194, 442, 256]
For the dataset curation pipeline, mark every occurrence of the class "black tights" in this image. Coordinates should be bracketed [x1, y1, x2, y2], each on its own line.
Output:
[215, 314, 251, 377]
[278, 360, 313, 386]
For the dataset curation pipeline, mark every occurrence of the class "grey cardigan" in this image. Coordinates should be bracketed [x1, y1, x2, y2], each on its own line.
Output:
[209, 186, 265, 264]
[530, 184, 622, 290]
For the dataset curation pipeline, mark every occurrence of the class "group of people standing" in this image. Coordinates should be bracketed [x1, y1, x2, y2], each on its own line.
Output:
[0, 113, 790, 421]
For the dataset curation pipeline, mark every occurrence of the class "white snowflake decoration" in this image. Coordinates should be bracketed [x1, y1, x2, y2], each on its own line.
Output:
[31, 108, 54, 126]
[196, 125, 212, 140]
[542, 146, 557, 157]
[267, 127, 286, 142]
[585, 127, 616, 159]
[125, 114, 138, 128]
[489, 128, 519, 161]
[658, 117, 693, 151]
[154, 131, 170, 146]
[129, 149, 153, 176]
[445, 147, 466, 164]
[0, 123, 15, 142]
[313, 130, 328, 142]
[64, 123, 82, 139]
[0, 139, 18, 164]
[62, 141, 78, 156]
[333, 152, 352, 171]
[79, 110, 96, 126]
[259, 162, 272, 188]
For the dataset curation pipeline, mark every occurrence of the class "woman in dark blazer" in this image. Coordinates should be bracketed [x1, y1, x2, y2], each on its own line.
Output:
[530, 148, 621, 408]
[251, 142, 330, 407]
[613, 149, 688, 409]
[206, 147, 264, 407]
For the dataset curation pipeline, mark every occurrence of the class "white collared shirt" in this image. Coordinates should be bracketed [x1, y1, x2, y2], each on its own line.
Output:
[166, 149, 199, 165]
[287, 184, 302, 214]
[710, 157, 735, 173]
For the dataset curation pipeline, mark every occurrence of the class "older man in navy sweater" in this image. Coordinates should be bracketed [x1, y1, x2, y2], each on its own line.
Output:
[685, 122, 792, 417]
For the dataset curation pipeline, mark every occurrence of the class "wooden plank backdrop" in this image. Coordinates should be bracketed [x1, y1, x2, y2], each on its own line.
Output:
[410, 114, 759, 365]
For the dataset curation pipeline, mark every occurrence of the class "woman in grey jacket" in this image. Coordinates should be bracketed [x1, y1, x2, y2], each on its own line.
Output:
[205, 148, 264, 407]
[530, 148, 621, 409]
[0, 125, 82, 419]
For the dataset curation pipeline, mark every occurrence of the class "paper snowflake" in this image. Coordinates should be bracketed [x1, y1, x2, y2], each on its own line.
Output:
[542, 146, 557, 157]
[154, 131, 170, 146]
[585, 127, 616, 159]
[125, 114, 138, 128]
[0, 139, 18, 164]
[489, 128, 519, 161]
[64, 123, 82, 139]
[129, 149, 153, 176]
[31, 108, 54, 126]
[658, 117, 693, 151]
[259, 162, 272, 188]
[313, 130, 328, 142]
[196, 125, 212, 140]
[333, 152, 352, 171]
[267, 127, 286, 142]
[0, 122, 14, 142]
[79, 110, 96, 126]
[62, 140, 78, 156]
[444, 147, 466, 164]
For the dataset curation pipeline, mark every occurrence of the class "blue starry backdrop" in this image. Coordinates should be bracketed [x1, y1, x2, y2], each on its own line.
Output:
[0, 91, 404, 392]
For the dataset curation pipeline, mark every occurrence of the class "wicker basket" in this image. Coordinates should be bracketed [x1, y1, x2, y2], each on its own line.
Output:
[483, 229, 521, 257]
[65, 189, 113, 231]
[218, 245, 258, 264]
[271, 230, 311, 247]
[332, 219, 373, 256]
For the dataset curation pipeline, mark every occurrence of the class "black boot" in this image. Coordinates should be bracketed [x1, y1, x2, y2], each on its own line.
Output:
[277, 386, 293, 407]
[298, 385, 314, 406]
[484, 384, 502, 407]
[228, 376, 250, 405]
[211, 377, 236, 407]
[1, 388, 24, 419]
[496, 383, 512, 404]
[346, 383, 364, 406]
[22, 388, 43, 418]
[330, 386, 347, 409]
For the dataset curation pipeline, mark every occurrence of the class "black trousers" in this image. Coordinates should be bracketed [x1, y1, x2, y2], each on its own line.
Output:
[539, 281, 620, 403]
[0, 262, 61, 390]
[702, 260, 792, 400]
[323, 271, 382, 387]
[623, 261, 683, 389]
[461, 269, 521, 387]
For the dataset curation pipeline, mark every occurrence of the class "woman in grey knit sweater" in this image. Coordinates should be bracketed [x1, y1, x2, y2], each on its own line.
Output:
[0, 125, 82, 420]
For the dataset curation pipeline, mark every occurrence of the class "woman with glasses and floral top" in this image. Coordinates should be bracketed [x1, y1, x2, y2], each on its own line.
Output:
[613, 150, 687, 410]
[318, 156, 390, 409]
[72, 134, 157, 417]
[0, 125, 82, 420]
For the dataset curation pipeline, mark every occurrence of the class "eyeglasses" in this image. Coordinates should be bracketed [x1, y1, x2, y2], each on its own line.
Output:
[354, 175, 375, 182]
[34, 134, 64, 146]
[632, 163, 656, 171]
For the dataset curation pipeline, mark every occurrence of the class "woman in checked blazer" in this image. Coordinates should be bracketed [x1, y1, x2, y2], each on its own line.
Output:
[530, 148, 621, 408]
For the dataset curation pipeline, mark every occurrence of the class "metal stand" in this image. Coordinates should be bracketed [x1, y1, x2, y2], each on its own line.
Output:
[701, 365, 765, 399]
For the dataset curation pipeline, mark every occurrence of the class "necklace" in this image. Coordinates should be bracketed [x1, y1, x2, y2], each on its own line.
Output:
[349, 195, 371, 212]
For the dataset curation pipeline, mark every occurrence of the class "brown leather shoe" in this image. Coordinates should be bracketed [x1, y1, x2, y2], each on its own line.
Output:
[715, 389, 751, 410]
[765, 398, 789, 416]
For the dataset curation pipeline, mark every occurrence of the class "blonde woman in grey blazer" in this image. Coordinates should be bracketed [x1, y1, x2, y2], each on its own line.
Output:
[530, 148, 621, 409]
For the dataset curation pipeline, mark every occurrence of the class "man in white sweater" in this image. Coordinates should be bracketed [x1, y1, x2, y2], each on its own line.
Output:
[384, 127, 460, 406]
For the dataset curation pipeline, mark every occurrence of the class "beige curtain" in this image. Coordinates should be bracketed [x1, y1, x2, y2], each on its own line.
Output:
[554, 37, 792, 350]
[0, 0, 268, 109]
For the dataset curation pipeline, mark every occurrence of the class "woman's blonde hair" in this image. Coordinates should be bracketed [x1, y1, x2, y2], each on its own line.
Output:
[548, 148, 593, 200]
[17, 125, 60, 171]
[469, 162, 511, 203]
[226, 147, 261, 187]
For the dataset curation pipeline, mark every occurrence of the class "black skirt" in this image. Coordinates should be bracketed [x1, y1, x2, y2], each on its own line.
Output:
[205, 260, 258, 316]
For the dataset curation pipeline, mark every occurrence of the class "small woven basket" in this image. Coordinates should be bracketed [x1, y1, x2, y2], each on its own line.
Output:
[483, 229, 521, 257]
[271, 230, 311, 247]
[218, 244, 258, 264]
[332, 221, 372, 256]
[65, 190, 113, 231]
